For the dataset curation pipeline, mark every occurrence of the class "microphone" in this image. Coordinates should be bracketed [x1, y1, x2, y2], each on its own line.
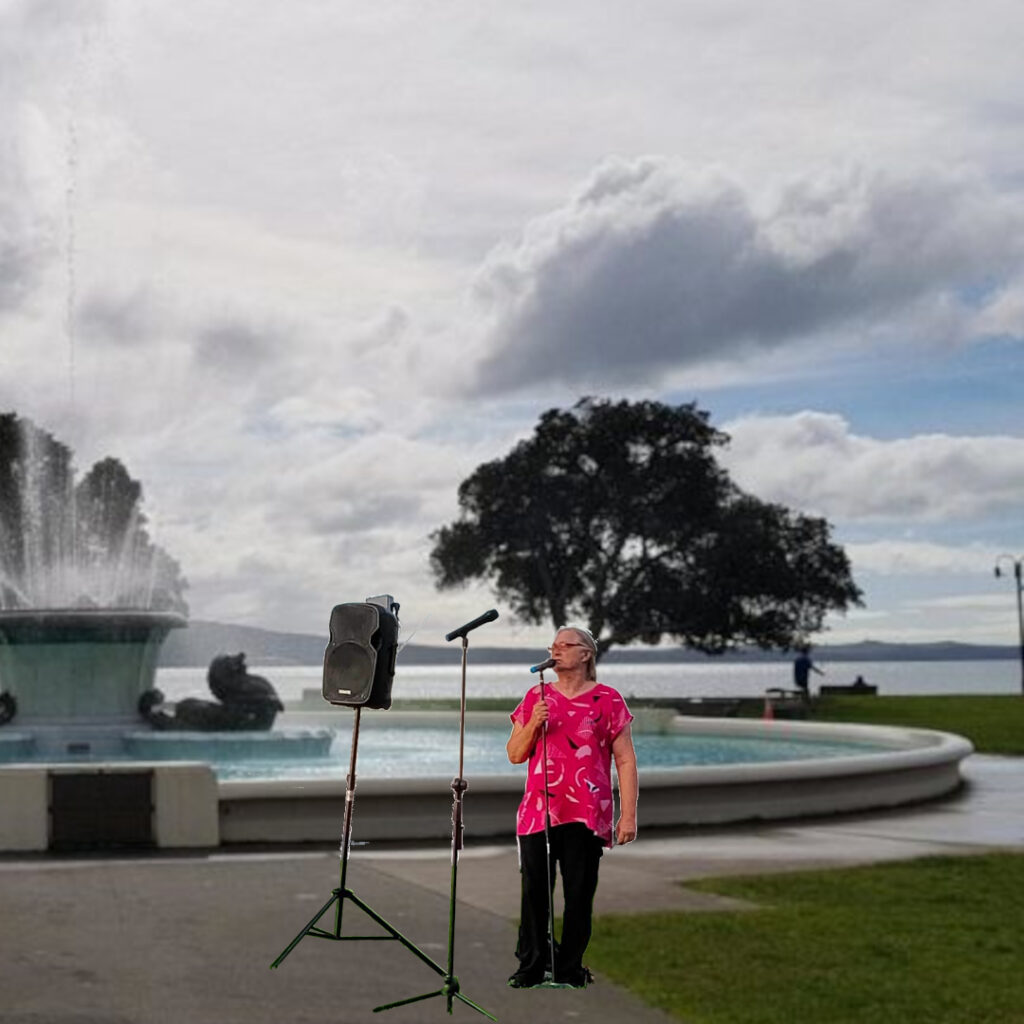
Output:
[530, 657, 556, 674]
[444, 608, 499, 642]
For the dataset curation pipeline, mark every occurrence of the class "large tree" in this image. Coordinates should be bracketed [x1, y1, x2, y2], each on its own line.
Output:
[430, 397, 861, 659]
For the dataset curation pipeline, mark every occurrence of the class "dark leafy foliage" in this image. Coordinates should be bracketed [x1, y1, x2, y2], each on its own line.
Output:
[430, 397, 861, 658]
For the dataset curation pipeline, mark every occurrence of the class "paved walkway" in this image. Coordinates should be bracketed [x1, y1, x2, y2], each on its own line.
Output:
[2, 755, 1021, 1024]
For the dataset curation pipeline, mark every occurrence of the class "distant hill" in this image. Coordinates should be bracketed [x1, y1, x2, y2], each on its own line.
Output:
[159, 620, 328, 667]
[157, 619, 1021, 668]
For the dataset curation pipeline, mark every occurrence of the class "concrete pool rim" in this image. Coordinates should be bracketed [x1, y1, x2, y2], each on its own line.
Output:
[0, 713, 974, 850]
[216, 713, 974, 844]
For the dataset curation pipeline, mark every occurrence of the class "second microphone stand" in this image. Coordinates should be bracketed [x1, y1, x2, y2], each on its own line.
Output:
[373, 632, 495, 1020]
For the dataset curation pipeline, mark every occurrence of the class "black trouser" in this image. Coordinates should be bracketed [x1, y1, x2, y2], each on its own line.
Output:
[515, 822, 604, 977]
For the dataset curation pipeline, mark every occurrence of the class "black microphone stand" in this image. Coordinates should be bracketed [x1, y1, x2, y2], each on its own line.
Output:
[537, 667, 559, 984]
[532, 666, 575, 989]
[373, 611, 498, 1019]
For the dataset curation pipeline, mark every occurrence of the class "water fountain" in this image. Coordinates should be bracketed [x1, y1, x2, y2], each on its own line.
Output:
[0, 413, 333, 768]
[0, 413, 190, 758]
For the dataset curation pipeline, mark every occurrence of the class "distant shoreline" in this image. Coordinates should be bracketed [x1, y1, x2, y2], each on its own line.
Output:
[158, 619, 1023, 669]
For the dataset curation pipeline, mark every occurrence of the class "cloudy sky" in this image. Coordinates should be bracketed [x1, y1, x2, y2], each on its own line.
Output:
[3, 0, 1023, 650]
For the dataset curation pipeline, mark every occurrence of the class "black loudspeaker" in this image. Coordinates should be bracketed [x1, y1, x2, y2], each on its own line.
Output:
[322, 602, 398, 709]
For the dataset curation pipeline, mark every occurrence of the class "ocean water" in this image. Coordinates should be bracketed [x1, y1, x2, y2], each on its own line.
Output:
[155, 657, 1022, 706]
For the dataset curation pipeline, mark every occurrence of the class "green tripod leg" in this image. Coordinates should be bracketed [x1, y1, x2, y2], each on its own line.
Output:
[270, 707, 447, 981]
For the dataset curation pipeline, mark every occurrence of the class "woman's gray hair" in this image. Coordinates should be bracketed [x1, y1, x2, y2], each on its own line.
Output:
[558, 624, 598, 681]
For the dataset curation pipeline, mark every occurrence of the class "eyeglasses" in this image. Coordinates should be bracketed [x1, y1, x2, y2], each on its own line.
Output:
[548, 643, 588, 652]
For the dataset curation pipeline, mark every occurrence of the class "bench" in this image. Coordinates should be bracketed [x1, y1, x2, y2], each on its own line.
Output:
[670, 698, 743, 718]
[820, 683, 878, 696]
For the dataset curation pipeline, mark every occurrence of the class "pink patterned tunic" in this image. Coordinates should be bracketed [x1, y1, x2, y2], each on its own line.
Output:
[510, 682, 633, 849]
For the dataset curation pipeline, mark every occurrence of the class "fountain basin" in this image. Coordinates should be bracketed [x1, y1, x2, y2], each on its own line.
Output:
[0, 609, 186, 726]
[0, 714, 973, 851]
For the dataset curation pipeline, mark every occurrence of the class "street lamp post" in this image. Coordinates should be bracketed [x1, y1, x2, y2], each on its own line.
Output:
[994, 555, 1024, 696]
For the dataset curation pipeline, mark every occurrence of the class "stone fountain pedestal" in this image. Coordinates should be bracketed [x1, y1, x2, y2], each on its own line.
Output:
[0, 609, 334, 767]
[0, 609, 185, 758]
[0, 610, 335, 851]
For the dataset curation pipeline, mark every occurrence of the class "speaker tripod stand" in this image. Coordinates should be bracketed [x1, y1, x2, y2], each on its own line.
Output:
[270, 612, 497, 1021]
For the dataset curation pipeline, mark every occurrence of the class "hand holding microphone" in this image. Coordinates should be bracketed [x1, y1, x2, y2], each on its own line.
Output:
[528, 698, 549, 729]
[526, 657, 554, 734]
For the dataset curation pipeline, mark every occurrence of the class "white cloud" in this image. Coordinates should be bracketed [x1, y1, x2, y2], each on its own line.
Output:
[913, 593, 1009, 611]
[721, 411, 1024, 522]
[469, 159, 1024, 393]
[976, 282, 1024, 338]
[845, 540, 1003, 576]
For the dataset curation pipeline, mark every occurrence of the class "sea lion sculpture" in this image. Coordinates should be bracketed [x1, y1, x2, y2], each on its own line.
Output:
[141, 652, 284, 731]
[0, 690, 16, 726]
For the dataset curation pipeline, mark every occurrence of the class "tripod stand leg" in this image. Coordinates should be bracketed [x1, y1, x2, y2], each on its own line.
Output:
[373, 987, 445, 1012]
[453, 991, 499, 1020]
[270, 890, 340, 968]
[345, 889, 447, 976]
[373, 981, 497, 1020]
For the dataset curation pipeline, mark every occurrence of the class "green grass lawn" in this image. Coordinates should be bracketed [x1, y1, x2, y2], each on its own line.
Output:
[588, 852, 1024, 1024]
[812, 694, 1024, 755]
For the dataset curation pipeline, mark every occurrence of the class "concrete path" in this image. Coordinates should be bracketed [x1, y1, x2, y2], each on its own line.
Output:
[2, 755, 1021, 1024]
[360, 753, 1024, 919]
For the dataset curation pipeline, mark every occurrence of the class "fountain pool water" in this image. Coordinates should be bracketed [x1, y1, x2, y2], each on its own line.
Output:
[122, 720, 893, 781]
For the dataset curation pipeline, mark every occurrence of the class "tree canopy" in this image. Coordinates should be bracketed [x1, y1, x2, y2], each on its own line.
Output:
[430, 397, 861, 659]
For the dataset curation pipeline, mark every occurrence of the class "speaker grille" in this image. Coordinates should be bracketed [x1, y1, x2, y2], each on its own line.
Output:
[323, 641, 376, 703]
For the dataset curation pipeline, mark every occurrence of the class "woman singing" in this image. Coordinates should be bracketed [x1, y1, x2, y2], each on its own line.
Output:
[506, 625, 638, 989]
